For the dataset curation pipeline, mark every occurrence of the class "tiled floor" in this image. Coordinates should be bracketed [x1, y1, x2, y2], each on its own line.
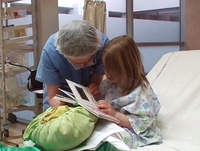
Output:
[1, 121, 27, 147]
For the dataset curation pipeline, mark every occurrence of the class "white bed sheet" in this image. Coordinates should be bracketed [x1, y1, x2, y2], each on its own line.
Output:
[130, 50, 200, 151]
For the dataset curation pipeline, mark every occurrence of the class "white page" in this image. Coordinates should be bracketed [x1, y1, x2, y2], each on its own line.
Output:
[53, 95, 77, 104]
[66, 79, 97, 105]
[59, 88, 76, 100]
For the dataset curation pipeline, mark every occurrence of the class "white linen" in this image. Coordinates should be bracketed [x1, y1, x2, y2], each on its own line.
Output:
[130, 50, 200, 151]
[71, 120, 126, 151]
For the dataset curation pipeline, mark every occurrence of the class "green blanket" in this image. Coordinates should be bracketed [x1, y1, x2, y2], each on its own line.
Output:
[23, 106, 98, 151]
[96, 142, 120, 151]
[0, 141, 119, 151]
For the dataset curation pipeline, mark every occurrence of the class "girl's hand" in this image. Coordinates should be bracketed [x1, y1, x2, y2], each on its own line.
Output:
[97, 100, 116, 116]
[97, 100, 133, 130]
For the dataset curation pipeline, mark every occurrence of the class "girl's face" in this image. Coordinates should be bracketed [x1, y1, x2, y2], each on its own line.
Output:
[104, 69, 117, 84]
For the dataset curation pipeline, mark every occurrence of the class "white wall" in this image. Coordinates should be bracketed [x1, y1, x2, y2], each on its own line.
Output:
[105, 0, 125, 12]
[58, 0, 180, 14]
[12, 0, 31, 4]
[58, 0, 74, 7]
[134, 19, 179, 42]
[134, 0, 180, 11]
[139, 46, 180, 73]
[58, 0, 126, 14]
[13, 0, 180, 13]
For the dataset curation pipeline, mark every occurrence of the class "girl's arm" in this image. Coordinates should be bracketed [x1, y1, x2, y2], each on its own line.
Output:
[97, 100, 133, 130]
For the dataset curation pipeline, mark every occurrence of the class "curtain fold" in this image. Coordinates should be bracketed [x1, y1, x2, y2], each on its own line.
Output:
[83, 0, 106, 34]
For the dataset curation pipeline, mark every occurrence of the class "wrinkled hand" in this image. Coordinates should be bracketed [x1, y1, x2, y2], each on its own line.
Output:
[97, 100, 116, 116]
[88, 83, 101, 100]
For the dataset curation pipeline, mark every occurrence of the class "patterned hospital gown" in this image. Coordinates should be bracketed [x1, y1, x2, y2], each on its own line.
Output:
[100, 79, 162, 148]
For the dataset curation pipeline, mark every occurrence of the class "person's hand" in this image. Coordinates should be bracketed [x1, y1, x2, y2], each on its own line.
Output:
[88, 83, 101, 100]
[50, 96, 72, 107]
[97, 100, 116, 116]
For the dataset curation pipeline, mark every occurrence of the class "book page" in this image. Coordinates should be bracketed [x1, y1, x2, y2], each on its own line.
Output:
[53, 94, 77, 104]
[65, 79, 120, 123]
[66, 79, 97, 105]
[59, 88, 76, 100]
[79, 101, 120, 123]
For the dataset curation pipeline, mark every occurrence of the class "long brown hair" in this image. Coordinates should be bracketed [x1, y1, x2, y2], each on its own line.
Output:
[102, 35, 149, 95]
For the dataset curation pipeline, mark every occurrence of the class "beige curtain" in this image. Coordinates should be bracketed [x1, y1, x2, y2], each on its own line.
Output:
[83, 0, 106, 34]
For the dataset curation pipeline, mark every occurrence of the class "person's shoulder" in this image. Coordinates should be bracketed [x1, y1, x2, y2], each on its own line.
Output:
[46, 32, 58, 44]
[43, 32, 59, 53]
[97, 31, 109, 46]
[99, 32, 109, 40]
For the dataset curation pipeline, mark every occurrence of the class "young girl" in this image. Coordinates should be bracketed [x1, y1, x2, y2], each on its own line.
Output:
[97, 35, 162, 148]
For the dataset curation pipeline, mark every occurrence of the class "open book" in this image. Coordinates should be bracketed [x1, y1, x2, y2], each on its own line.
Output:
[53, 79, 120, 124]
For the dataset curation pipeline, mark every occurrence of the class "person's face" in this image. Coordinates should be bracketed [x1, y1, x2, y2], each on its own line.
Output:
[104, 69, 117, 84]
[66, 54, 96, 70]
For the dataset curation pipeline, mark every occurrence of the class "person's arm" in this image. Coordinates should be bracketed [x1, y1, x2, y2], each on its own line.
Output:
[114, 111, 133, 130]
[36, 36, 65, 107]
[47, 85, 65, 107]
[88, 74, 104, 100]
[97, 100, 133, 129]
[88, 33, 108, 99]
[90, 73, 103, 85]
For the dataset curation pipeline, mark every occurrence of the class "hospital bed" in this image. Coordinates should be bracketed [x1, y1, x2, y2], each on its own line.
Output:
[71, 50, 200, 151]
[130, 50, 200, 151]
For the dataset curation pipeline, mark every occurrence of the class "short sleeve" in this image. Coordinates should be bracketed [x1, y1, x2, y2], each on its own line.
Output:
[36, 49, 60, 85]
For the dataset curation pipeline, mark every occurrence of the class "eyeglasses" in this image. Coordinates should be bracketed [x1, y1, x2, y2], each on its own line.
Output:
[66, 55, 96, 70]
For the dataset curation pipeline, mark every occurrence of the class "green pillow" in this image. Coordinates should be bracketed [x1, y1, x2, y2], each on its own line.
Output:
[23, 106, 98, 151]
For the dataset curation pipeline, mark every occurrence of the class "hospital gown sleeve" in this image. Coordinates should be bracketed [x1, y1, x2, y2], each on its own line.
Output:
[119, 86, 161, 135]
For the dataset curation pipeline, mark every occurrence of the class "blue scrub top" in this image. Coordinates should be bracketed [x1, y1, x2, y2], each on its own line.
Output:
[36, 32, 109, 109]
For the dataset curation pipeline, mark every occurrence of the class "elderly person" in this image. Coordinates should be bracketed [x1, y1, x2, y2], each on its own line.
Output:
[36, 20, 109, 110]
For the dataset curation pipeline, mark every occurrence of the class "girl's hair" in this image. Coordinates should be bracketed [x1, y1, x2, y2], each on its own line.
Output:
[102, 35, 149, 95]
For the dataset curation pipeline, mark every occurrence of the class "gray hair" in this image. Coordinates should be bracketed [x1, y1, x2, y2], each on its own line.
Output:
[56, 20, 101, 57]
